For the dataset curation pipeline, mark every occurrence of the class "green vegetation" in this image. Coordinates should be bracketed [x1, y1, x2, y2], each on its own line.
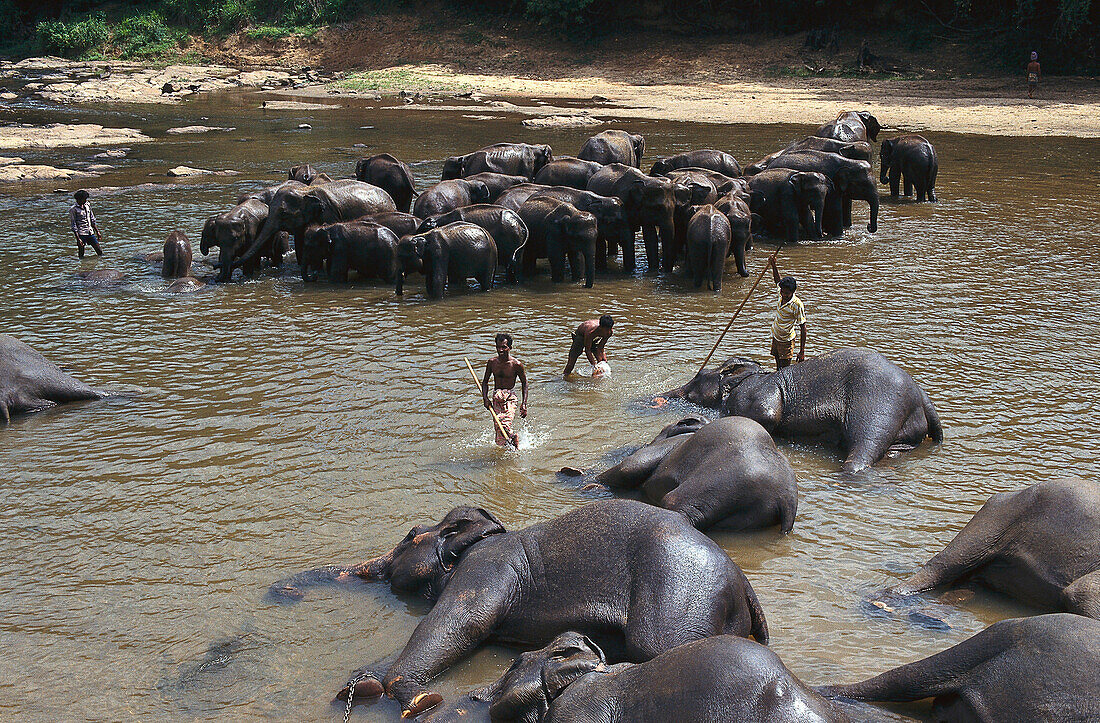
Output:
[336, 67, 473, 93]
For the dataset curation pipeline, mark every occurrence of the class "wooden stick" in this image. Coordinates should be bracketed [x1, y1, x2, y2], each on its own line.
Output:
[697, 243, 785, 375]
[464, 357, 515, 448]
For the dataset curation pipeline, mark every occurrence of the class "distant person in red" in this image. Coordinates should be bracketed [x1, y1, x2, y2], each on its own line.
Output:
[1027, 51, 1041, 99]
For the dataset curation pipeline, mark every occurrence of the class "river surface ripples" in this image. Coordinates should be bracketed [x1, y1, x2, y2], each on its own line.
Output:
[1, 89, 1099, 721]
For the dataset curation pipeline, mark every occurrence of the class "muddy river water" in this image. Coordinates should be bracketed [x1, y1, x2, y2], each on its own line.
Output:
[1, 88, 1099, 721]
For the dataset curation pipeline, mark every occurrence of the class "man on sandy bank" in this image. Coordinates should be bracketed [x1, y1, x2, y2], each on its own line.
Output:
[564, 315, 614, 378]
[482, 333, 528, 447]
[1027, 51, 1041, 98]
[69, 189, 103, 258]
[769, 257, 806, 369]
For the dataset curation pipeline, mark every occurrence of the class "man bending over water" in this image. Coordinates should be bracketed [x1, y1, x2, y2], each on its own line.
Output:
[564, 315, 614, 378]
[482, 333, 528, 447]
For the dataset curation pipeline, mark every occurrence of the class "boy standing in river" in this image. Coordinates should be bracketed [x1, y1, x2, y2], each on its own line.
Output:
[69, 189, 103, 258]
[769, 257, 806, 369]
[482, 333, 528, 447]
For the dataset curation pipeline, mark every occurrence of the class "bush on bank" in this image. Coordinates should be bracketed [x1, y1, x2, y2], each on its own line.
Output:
[0, 0, 1095, 73]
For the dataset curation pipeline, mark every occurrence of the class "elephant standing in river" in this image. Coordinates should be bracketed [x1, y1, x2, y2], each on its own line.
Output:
[745, 138, 873, 176]
[414, 179, 491, 219]
[527, 187, 633, 273]
[233, 180, 396, 281]
[593, 416, 798, 532]
[533, 156, 605, 189]
[300, 220, 399, 283]
[416, 204, 528, 281]
[355, 153, 416, 212]
[686, 204, 732, 290]
[517, 197, 599, 287]
[364, 210, 421, 238]
[427, 633, 844, 723]
[650, 149, 742, 177]
[766, 151, 879, 235]
[395, 222, 496, 298]
[818, 614, 1100, 722]
[587, 163, 683, 272]
[875, 477, 1100, 619]
[747, 169, 832, 242]
[1, 335, 103, 423]
[269, 499, 768, 719]
[462, 172, 528, 202]
[161, 230, 192, 278]
[880, 135, 938, 202]
[200, 197, 270, 282]
[579, 130, 645, 167]
[816, 111, 881, 143]
[660, 349, 941, 473]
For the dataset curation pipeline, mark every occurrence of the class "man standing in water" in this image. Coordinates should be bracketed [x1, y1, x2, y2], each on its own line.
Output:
[1027, 51, 1041, 98]
[564, 315, 614, 378]
[69, 189, 103, 258]
[482, 333, 528, 447]
[769, 258, 806, 369]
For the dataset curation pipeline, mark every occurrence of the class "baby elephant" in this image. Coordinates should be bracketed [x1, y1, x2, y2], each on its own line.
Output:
[300, 220, 400, 283]
[161, 230, 192, 278]
[818, 614, 1100, 722]
[879, 135, 937, 202]
[395, 222, 497, 298]
[426, 632, 845, 723]
[686, 204, 732, 291]
[594, 416, 798, 532]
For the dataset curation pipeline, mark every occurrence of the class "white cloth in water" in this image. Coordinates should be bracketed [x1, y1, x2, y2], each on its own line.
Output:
[591, 361, 611, 377]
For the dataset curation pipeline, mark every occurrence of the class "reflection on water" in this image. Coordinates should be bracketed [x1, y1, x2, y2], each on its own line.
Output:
[1, 90, 1099, 721]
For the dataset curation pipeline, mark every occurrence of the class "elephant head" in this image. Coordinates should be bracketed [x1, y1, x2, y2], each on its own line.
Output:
[591, 196, 633, 244]
[546, 206, 598, 287]
[658, 357, 761, 408]
[789, 171, 832, 239]
[299, 225, 332, 282]
[839, 141, 873, 162]
[353, 506, 505, 600]
[354, 158, 370, 181]
[441, 155, 465, 180]
[857, 111, 881, 142]
[835, 162, 879, 233]
[467, 179, 491, 204]
[289, 164, 319, 184]
[626, 175, 675, 227]
[879, 139, 896, 184]
[235, 184, 311, 273]
[395, 234, 426, 295]
[533, 144, 554, 175]
[486, 632, 606, 723]
[629, 133, 645, 166]
[202, 210, 260, 283]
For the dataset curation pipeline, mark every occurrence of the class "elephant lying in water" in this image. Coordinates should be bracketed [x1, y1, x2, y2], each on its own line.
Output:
[425, 632, 845, 722]
[659, 349, 942, 473]
[585, 416, 798, 532]
[269, 499, 767, 719]
[873, 477, 1100, 619]
[818, 614, 1100, 722]
[1, 335, 103, 422]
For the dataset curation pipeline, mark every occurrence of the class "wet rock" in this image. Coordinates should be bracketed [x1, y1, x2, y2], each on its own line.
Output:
[0, 156, 24, 166]
[297, 123, 312, 130]
[85, 164, 115, 172]
[0, 92, 17, 100]
[167, 166, 211, 177]
[0, 123, 151, 150]
[165, 125, 235, 135]
[591, 95, 610, 102]
[522, 114, 604, 128]
[0, 164, 97, 183]
[261, 100, 339, 110]
[93, 148, 128, 159]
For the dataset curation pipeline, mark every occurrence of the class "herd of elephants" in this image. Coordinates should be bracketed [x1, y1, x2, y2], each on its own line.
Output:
[4, 108, 1099, 722]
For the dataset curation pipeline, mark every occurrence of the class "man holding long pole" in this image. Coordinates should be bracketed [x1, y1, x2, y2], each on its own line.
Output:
[480, 333, 528, 447]
[769, 257, 807, 369]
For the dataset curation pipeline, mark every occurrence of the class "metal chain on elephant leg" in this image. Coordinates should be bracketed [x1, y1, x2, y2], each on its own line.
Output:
[342, 673, 371, 723]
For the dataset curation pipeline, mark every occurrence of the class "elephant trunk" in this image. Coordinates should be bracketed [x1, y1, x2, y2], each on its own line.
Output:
[354, 549, 396, 580]
[236, 213, 279, 270]
[867, 193, 879, 233]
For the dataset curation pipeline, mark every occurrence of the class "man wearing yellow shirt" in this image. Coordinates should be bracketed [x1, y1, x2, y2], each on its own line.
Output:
[769, 257, 806, 369]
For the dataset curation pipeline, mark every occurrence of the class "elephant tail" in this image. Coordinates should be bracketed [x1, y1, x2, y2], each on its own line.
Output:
[742, 581, 769, 645]
[921, 388, 943, 442]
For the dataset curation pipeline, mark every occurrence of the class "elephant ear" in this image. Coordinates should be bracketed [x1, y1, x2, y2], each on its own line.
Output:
[301, 194, 327, 226]
[880, 139, 894, 162]
[200, 216, 216, 255]
[437, 506, 505, 567]
[859, 112, 882, 141]
[470, 180, 490, 203]
[355, 158, 368, 181]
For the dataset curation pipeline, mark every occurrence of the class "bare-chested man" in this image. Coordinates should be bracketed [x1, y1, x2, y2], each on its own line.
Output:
[482, 333, 528, 447]
[563, 315, 614, 378]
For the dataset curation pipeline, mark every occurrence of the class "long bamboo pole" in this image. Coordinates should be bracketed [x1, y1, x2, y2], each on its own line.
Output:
[697, 242, 785, 375]
[464, 357, 515, 448]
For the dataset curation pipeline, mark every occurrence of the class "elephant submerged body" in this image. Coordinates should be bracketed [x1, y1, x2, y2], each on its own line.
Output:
[161, 230, 192, 278]
[427, 633, 845, 723]
[819, 614, 1100, 723]
[594, 416, 798, 532]
[661, 349, 941, 473]
[272, 499, 767, 719]
[0, 335, 103, 422]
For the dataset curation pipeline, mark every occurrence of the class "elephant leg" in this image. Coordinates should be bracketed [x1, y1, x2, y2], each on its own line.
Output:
[889, 168, 901, 198]
[330, 256, 349, 283]
[1064, 569, 1100, 618]
[842, 197, 853, 228]
[567, 249, 583, 283]
[548, 246, 566, 283]
[658, 222, 675, 271]
[522, 246, 537, 279]
[915, 177, 928, 202]
[620, 231, 637, 272]
[641, 225, 660, 274]
[595, 238, 609, 272]
[903, 175, 913, 197]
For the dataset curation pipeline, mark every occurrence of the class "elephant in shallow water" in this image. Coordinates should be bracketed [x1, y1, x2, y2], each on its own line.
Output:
[650, 149, 742, 177]
[744, 138, 873, 176]
[300, 220, 399, 283]
[686, 203, 732, 290]
[442, 143, 553, 180]
[517, 197, 599, 287]
[462, 172, 528, 202]
[1, 335, 103, 422]
[818, 614, 1100, 722]
[872, 477, 1100, 619]
[660, 348, 942, 473]
[533, 156, 605, 189]
[578, 130, 645, 167]
[355, 153, 416, 212]
[201, 198, 270, 281]
[269, 499, 767, 719]
[587, 163, 684, 272]
[816, 111, 881, 143]
[416, 204, 528, 281]
[747, 169, 832, 242]
[880, 135, 938, 202]
[161, 230, 192, 278]
[288, 163, 332, 185]
[765, 151, 879, 235]
[526, 186, 632, 272]
[414, 179, 491, 219]
[395, 222, 496, 298]
[426, 633, 845, 723]
[593, 416, 798, 532]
